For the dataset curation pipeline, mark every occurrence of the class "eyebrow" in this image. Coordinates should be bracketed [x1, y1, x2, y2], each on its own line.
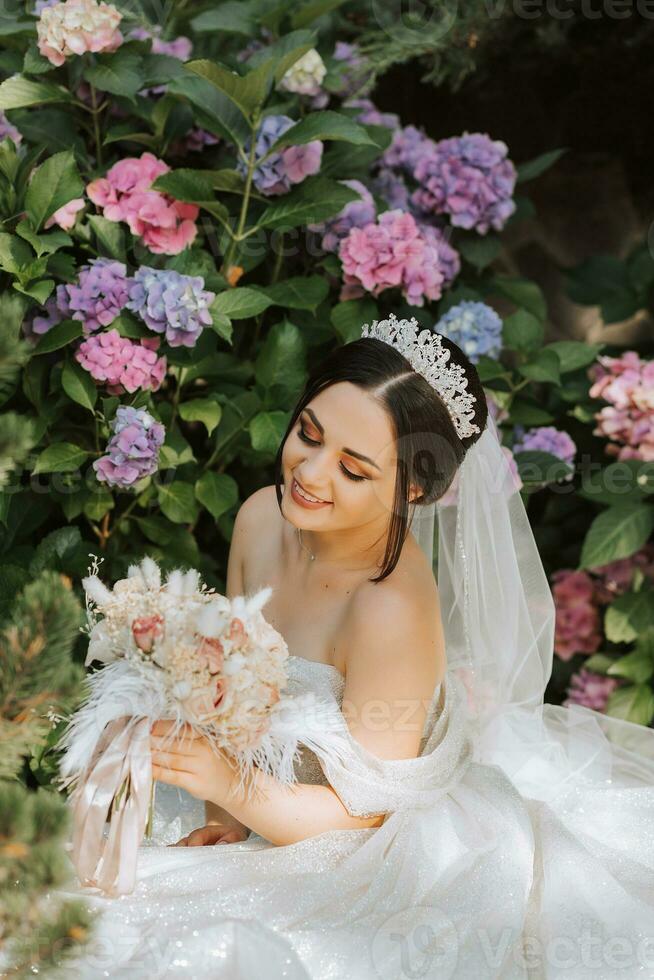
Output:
[302, 408, 381, 471]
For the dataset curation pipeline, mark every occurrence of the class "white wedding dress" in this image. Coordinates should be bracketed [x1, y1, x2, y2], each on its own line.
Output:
[53, 649, 654, 980]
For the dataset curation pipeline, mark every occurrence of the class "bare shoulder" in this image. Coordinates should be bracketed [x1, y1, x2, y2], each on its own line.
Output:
[344, 543, 446, 686]
[238, 484, 278, 523]
[233, 485, 282, 592]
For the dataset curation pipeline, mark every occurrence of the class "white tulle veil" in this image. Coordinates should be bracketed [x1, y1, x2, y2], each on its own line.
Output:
[410, 412, 654, 802]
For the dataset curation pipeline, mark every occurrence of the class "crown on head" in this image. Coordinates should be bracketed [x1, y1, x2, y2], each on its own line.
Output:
[361, 314, 481, 441]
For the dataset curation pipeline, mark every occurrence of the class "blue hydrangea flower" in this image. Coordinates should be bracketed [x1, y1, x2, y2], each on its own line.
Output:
[435, 300, 503, 363]
[126, 266, 215, 348]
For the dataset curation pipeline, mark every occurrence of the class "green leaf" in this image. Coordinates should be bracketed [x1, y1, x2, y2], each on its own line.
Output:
[211, 288, 272, 319]
[491, 277, 547, 322]
[167, 72, 250, 147]
[16, 220, 72, 257]
[605, 586, 654, 644]
[258, 275, 328, 312]
[517, 349, 560, 385]
[516, 148, 567, 183]
[88, 214, 126, 261]
[194, 471, 238, 520]
[112, 311, 151, 339]
[0, 232, 32, 275]
[156, 481, 200, 523]
[185, 58, 274, 117]
[545, 340, 605, 373]
[247, 30, 317, 84]
[0, 76, 72, 110]
[32, 319, 83, 354]
[190, 2, 257, 35]
[579, 461, 654, 507]
[508, 399, 554, 426]
[579, 504, 654, 570]
[61, 357, 97, 413]
[84, 50, 144, 99]
[257, 175, 361, 230]
[513, 450, 575, 486]
[584, 653, 619, 674]
[255, 319, 306, 394]
[83, 488, 114, 522]
[457, 234, 501, 271]
[204, 169, 248, 195]
[14, 279, 54, 304]
[151, 169, 229, 224]
[264, 111, 377, 159]
[331, 298, 378, 344]
[179, 398, 222, 435]
[291, 0, 346, 28]
[249, 410, 290, 454]
[24, 150, 84, 232]
[502, 309, 544, 353]
[158, 427, 196, 468]
[606, 646, 654, 684]
[605, 683, 654, 727]
[32, 442, 89, 474]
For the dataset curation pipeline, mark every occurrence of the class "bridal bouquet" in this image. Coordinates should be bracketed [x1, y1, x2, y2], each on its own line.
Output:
[57, 554, 333, 896]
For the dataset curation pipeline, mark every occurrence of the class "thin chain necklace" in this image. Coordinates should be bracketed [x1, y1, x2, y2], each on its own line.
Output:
[296, 527, 316, 561]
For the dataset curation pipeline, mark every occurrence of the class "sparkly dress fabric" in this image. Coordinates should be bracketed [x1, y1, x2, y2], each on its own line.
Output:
[54, 652, 654, 980]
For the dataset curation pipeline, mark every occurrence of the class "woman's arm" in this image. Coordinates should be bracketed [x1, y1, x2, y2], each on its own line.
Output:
[204, 496, 253, 832]
[203, 583, 444, 845]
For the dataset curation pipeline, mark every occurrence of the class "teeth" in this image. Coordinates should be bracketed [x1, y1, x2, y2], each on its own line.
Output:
[295, 480, 325, 503]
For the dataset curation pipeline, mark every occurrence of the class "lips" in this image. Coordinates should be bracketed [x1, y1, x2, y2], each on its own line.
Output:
[291, 477, 332, 508]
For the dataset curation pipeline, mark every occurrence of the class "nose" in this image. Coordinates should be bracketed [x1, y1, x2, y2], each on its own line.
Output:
[296, 450, 331, 499]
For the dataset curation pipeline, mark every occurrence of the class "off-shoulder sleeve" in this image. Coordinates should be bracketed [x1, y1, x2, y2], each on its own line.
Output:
[294, 672, 474, 818]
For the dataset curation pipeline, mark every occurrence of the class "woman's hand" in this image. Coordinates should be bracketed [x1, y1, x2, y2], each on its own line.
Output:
[150, 719, 234, 806]
[170, 821, 250, 847]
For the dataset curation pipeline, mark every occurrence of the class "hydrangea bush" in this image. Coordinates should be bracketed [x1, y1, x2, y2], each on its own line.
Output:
[0, 0, 650, 735]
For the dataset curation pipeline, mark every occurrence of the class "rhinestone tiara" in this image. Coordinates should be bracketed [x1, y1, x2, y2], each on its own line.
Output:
[361, 314, 481, 441]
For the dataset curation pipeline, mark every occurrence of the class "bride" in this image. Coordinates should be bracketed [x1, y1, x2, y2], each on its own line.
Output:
[57, 316, 654, 980]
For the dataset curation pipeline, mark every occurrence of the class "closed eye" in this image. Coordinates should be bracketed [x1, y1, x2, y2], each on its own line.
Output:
[297, 426, 366, 482]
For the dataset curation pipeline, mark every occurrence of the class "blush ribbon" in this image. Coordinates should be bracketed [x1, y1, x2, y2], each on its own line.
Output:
[70, 715, 152, 897]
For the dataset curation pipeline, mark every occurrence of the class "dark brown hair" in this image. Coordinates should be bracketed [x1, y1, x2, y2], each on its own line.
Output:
[273, 330, 488, 583]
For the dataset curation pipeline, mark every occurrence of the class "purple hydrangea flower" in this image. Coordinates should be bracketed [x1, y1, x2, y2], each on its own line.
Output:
[412, 132, 517, 234]
[238, 115, 323, 196]
[94, 405, 165, 489]
[126, 266, 215, 348]
[345, 98, 400, 131]
[563, 668, 620, 712]
[308, 179, 376, 253]
[331, 42, 371, 99]
[371, 167, 411, 211]
[436, 300, 502, 362]
[512, 425, 577, 470]
[25, 284, 72, 340]
[419, 224, 461, 289]
[382, 125, 432, 174]
[0, 109, 22, 145]
[65, 258, 132, 334]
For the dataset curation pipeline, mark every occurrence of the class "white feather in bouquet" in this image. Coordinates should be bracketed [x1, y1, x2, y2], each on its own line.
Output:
[57, 554, 350, 896]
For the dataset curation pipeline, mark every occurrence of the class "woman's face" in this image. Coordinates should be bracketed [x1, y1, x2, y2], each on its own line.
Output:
[281, 382, 411, 533]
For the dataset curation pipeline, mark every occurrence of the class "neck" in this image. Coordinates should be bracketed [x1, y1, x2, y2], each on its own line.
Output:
[297, 517, 388, 571]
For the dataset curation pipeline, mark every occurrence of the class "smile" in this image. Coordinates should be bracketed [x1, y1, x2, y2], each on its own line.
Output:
[291, 478, 332, 507]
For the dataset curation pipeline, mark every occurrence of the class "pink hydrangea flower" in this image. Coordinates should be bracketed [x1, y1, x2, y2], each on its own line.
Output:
[551, 570, 602, 661]
[75, 329, 167, 394]
[37, 0, 123, 67]
[588, 351, 654, 461]
[86, 152, 198, 255]
[44, 197, 85, 231]
[591, 543, 654, 603]
[563, 668, 620, 712]
[338, 209, 445, 307]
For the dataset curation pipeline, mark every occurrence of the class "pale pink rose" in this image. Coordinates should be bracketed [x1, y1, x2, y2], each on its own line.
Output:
[198, 636, 224, 675]
[213, 676, 227, 709]
[45, 197, 85, 230]
[228, 617, 247, 646]
[131, 613, 164, 653]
